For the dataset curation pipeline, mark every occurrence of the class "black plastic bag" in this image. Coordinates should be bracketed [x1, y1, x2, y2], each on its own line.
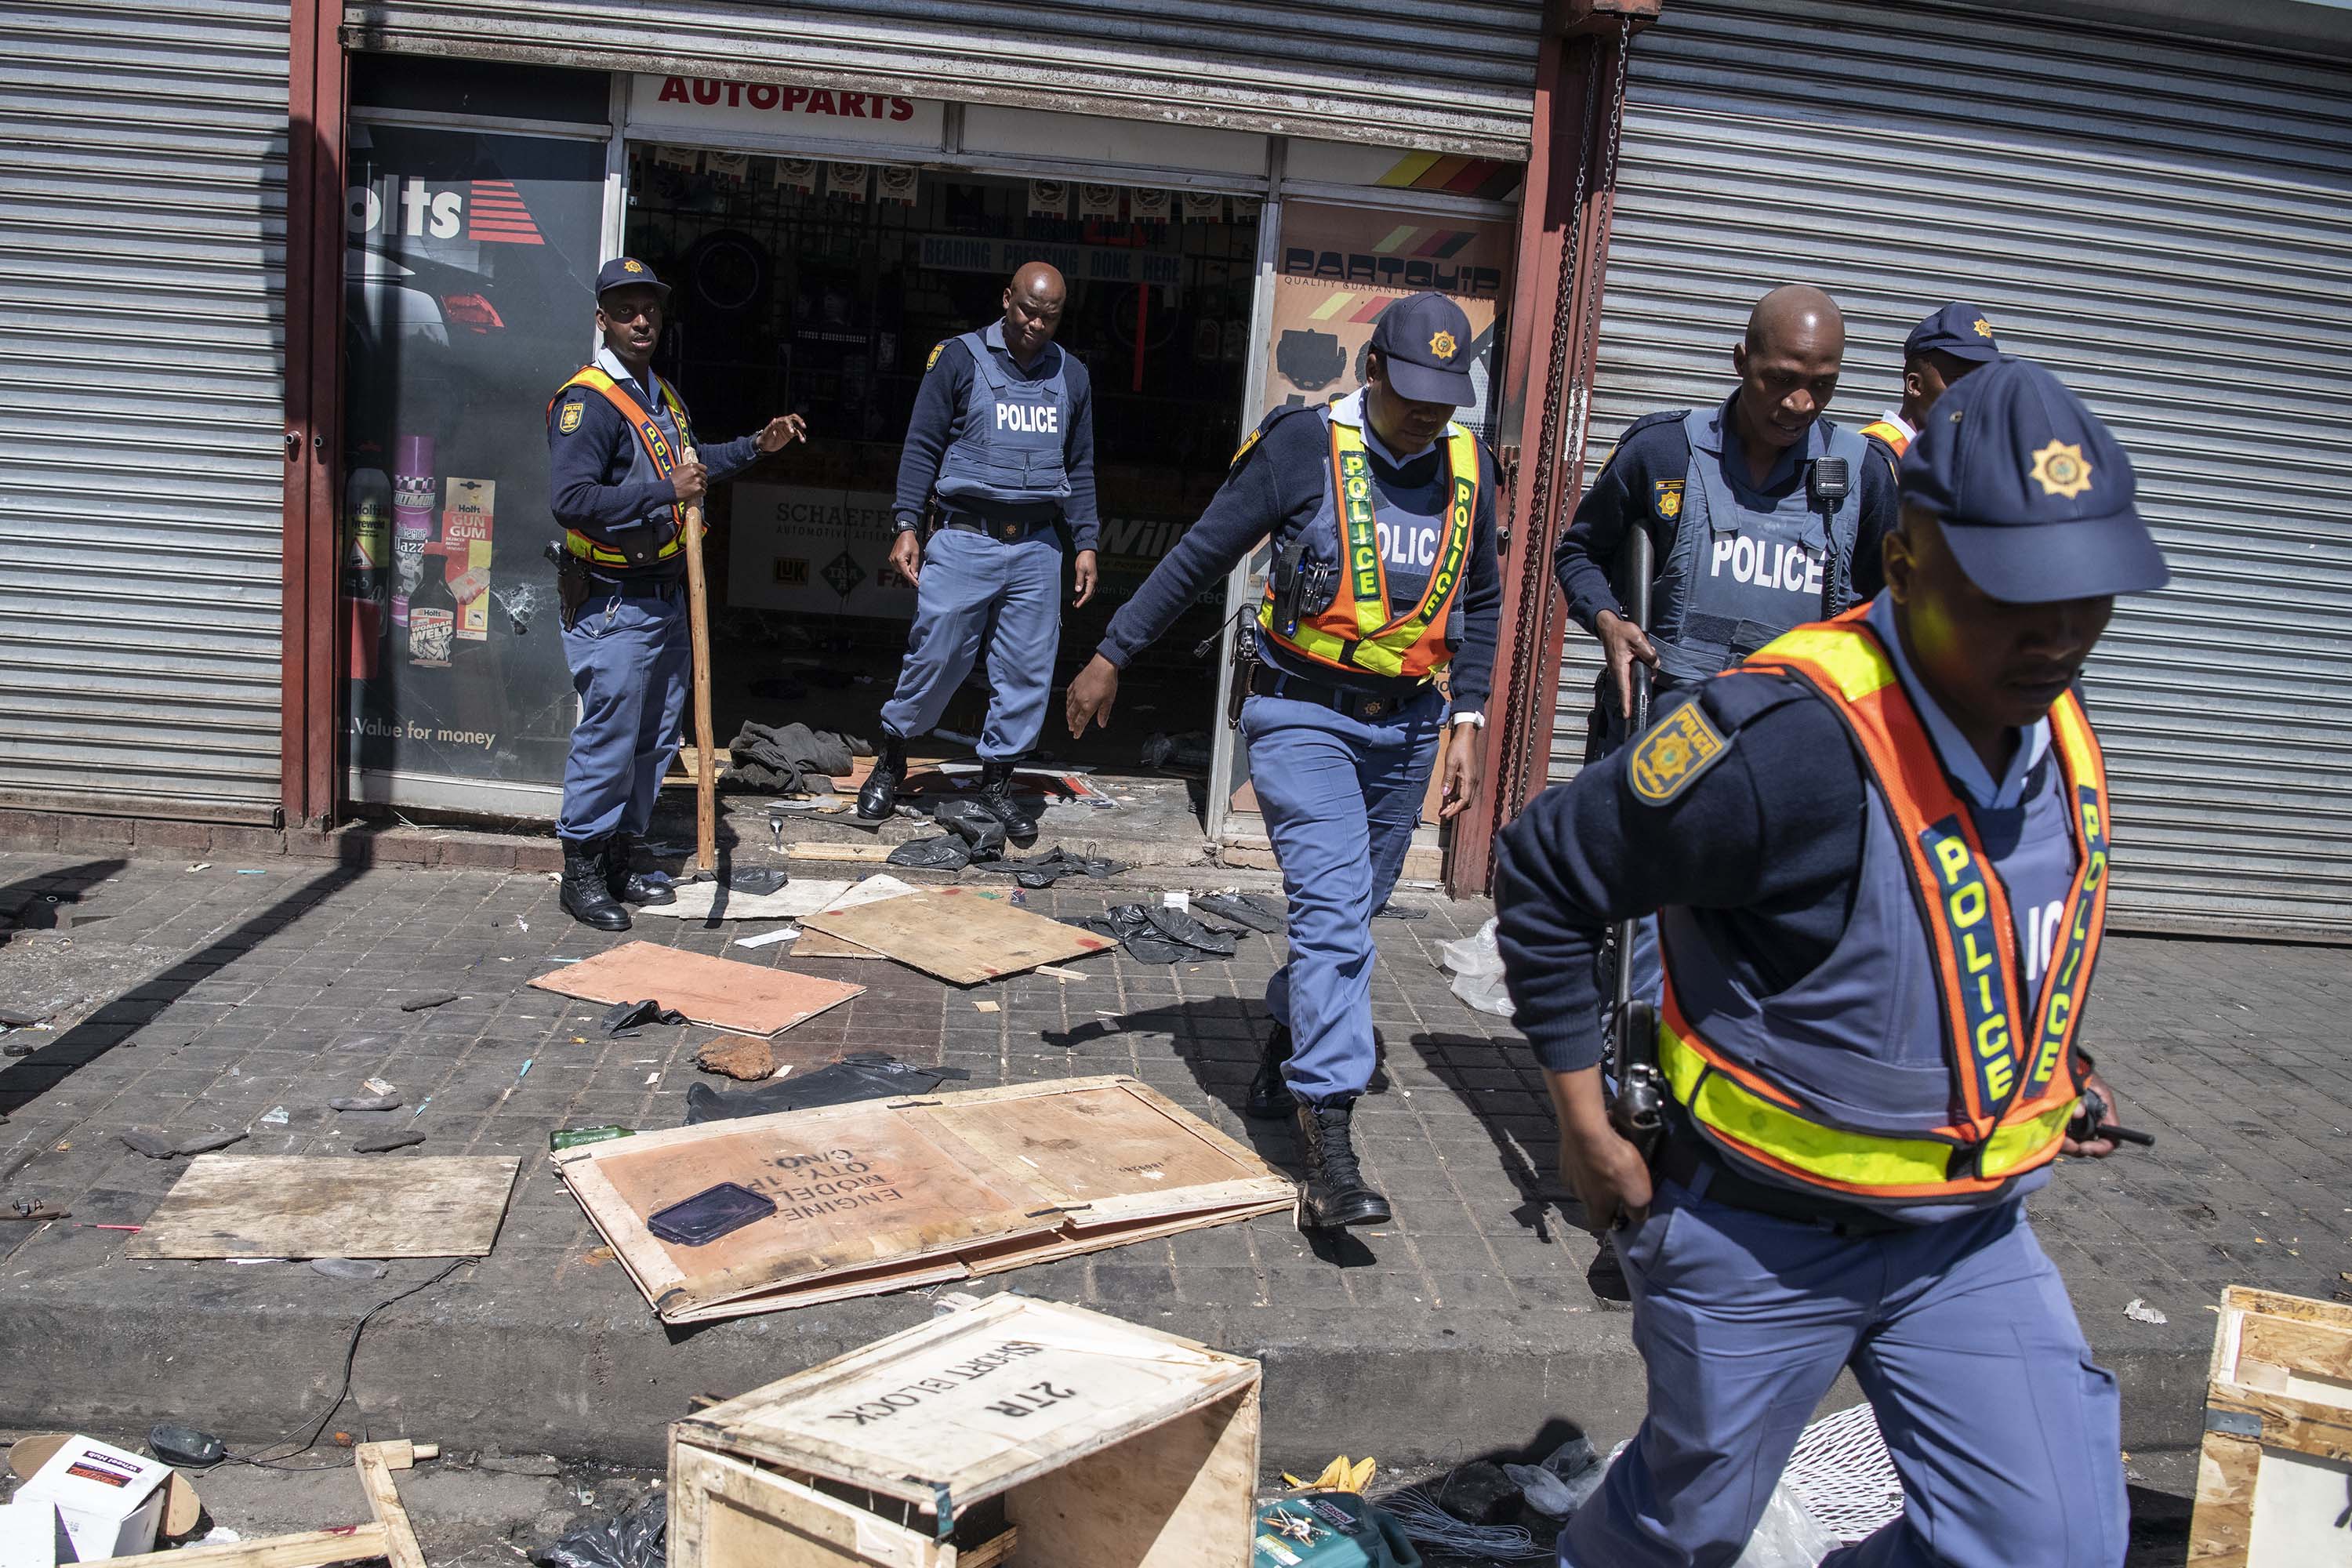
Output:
[532, 1497, 666, 1568]
[682, 1053, 964, 1125]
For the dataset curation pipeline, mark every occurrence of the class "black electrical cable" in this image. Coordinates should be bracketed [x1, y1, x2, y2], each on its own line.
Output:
[220, 1258, 477, 1472]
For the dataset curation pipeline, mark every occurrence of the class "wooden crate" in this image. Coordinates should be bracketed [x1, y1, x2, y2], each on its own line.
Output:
[669, 1294, 1260, 1568]
[2190, 1286, 2352, 1566]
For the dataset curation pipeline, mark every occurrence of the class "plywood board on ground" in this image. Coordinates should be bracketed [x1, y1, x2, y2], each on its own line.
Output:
[555, 1076, 1291, 1323]
[528, 942, 862, 1035]
[127, 1156, 520, 1259]
[634, 879, 853, 921]
[799, 886, 1114, 985]
[2190, 1286, 2352, 1566]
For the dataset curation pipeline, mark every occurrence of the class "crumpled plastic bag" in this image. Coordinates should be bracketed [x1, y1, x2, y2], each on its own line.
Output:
[887, 836, 971, 872]
[532, 1496, 665, 1568]
[1435, 917, 1514, 1018]
[682, 1053, 965, 1125]
[1573, 1442, 1836, 1567]
[1504, 1435, 1604, 1519]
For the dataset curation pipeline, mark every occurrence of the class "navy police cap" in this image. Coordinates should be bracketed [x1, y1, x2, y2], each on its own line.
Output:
[1369, 292, 1477, 407]
[1899, 356, 2168, 604]
[1904, 301, 2001, 364]
[595, 256, 671, 300]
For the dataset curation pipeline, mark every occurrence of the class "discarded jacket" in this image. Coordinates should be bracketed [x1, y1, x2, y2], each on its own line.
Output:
[722, 722, 873, 794]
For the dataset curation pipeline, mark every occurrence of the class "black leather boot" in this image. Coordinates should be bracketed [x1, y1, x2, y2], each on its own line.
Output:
[977, 758, 1037, 846]
[1247, 1025, 1295, 1120]
[856, 733, 906, 822]
[1292, 1098, 1391, 1229]
[560, 838, 630, 931]
[605, 833, 675, 906]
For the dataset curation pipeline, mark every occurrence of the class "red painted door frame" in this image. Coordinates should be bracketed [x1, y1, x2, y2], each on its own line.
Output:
[1446, 2, 1653, 898]
[281, 0, 347, 829]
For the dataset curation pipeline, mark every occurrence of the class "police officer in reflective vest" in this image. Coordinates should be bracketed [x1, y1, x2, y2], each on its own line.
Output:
[1067, 293, 1500, 1229]
[1558, 285, 1897, 765]
[1497, 357, 2169, 1568]
[1858, 302, 2003, 481]
[856, 263, 1100, 841]
[546, 256, 804, 930]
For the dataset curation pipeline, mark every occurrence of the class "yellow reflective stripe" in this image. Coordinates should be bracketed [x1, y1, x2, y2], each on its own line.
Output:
[1752, 624, 1897, 702]
[1982, 1101, 2074, 1177]
[1330, 426, 1388, 637]
[1660, 1022, 1963, 1192]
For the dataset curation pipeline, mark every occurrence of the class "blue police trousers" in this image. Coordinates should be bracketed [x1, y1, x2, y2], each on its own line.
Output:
[878, 527, 1062, 758]
[1243, 684, 1444, 1102]
[1563, 1179, 2125, 1568]
[558, 588, 689, 845]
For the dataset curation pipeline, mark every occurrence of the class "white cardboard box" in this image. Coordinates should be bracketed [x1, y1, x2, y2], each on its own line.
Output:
[0, 1499, 67, 1568]
[13, 1438, 169, 1560]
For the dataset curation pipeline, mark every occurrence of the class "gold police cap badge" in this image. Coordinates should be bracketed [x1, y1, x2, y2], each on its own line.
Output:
[1972, 316, 1994, 338]
[557, 401, 583, 435]
[1628, 702, 1728, 806]
[1429, 329, 1457, 361]
[1653, 480, 1683, 522]
[621, 258, 644, 273]
[2028, 439, 2094, 500]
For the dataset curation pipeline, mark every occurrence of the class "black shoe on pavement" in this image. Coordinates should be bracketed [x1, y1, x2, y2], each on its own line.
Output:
[856, 733, 906, 822]
[1293, 1098, 1392, 1229]
[605, 833, 675, 906]
[561, 838, 631, 931]
[1247, 1025, 1295, 1120]
[977, 758, 1037, 846]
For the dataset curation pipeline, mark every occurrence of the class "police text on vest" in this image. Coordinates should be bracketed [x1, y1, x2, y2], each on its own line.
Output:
[1711, 535, 1824, 596]
[995, 403, 1059, 434]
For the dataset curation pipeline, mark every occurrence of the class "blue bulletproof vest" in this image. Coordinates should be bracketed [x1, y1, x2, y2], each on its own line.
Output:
[933, 328, 1073, 510]
[1661, 717, 2080, 1216]
[1648, 408, 1867, 688]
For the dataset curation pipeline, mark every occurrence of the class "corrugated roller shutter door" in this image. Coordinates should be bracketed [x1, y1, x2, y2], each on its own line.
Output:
[0, 0, 288, 822]
[342, 0, 1543, 159]
[1548, 0, 2352, 933]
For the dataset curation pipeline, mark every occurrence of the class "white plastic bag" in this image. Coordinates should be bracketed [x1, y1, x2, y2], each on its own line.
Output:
[1437, 917, 1515, 1018]
[1581, 1441, 1838, 1568]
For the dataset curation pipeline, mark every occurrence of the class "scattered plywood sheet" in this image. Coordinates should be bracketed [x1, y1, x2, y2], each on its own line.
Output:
[127, 1156, 520, 1260]
[555, 1076, 1291, 1323]
[788, 874, 924, 958]
[633, 878, 853, 921]
[800, 885, 1114, 985]
[2190, 1285, 2352, 1566]
[528, 941, 862, 1035]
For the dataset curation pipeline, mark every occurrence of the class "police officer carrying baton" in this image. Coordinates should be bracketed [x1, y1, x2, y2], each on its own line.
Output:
[857, 263, 1100, 842]
[1858, 301, 2004, 476]
[546, 256, 804, 930]
[1497, 356, 2169, 1568]
[1558, 285, 1898, 766]
[1067, 293, 1500, 1230]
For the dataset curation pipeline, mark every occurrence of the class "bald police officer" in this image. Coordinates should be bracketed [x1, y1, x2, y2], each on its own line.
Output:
[857, 263, 1099, 842]
[1858, 301, 2004, 477]
[1067, 293, 1499, 1230]
[1497, 356, 2169, 1568]
[547, 256, 804, 930]
[1558, 285, 1897, 764]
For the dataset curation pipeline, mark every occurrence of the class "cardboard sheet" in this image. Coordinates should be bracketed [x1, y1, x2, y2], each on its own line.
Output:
[554, 1076, 1293, 1322]
[128, 1156, 521, 1259]
[528, 942, 863, 1034]
[799, 886, 1114, 984]
[633, 878, 853, 921]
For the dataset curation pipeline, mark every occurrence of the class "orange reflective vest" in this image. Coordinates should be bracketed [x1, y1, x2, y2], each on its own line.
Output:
[1857, 418, 1911, 458]
[1657, 609, 2111, 1205]
[1255, 418, 1478, 681]
[548, 366, 694, 568]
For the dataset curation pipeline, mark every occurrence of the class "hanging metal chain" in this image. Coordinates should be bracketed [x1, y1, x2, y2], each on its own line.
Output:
[1495, 15, 1632, 823]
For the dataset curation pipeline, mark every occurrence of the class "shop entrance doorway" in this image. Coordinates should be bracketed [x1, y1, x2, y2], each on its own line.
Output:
[624, 147, 1258, 827]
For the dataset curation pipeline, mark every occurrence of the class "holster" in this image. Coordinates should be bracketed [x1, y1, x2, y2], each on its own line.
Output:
[554, 548, 590, 633]
[1225, 623, 1258, 730]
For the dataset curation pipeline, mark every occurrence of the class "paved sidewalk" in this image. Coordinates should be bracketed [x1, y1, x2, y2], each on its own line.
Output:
[0, 845, 2343, 1534]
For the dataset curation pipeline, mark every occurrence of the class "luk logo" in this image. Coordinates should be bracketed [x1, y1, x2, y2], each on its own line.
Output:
[347, 177, 544, 245]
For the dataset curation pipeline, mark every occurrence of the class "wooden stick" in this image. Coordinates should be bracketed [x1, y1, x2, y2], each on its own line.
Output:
[681, 444, 717, 877]
[107, 1524, 389, 1568]
[352, 1443, 429, 1568]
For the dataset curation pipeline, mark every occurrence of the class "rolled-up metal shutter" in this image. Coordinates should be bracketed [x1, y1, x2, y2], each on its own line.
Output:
[0, 0, 288, 822]
[342, 0, 1543, 159]
[1548, 0, 2352, 934]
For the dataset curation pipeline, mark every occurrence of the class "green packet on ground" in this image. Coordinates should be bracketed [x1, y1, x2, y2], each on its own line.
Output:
[1254, 1493, 1421, 1568]
[549, 1125, 635, 1152]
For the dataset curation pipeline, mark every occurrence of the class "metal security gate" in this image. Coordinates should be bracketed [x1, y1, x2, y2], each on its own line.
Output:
[0, 0, 289, 822]
[1546, 0, 2352, 934]
[342, 0, 1544, 159]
